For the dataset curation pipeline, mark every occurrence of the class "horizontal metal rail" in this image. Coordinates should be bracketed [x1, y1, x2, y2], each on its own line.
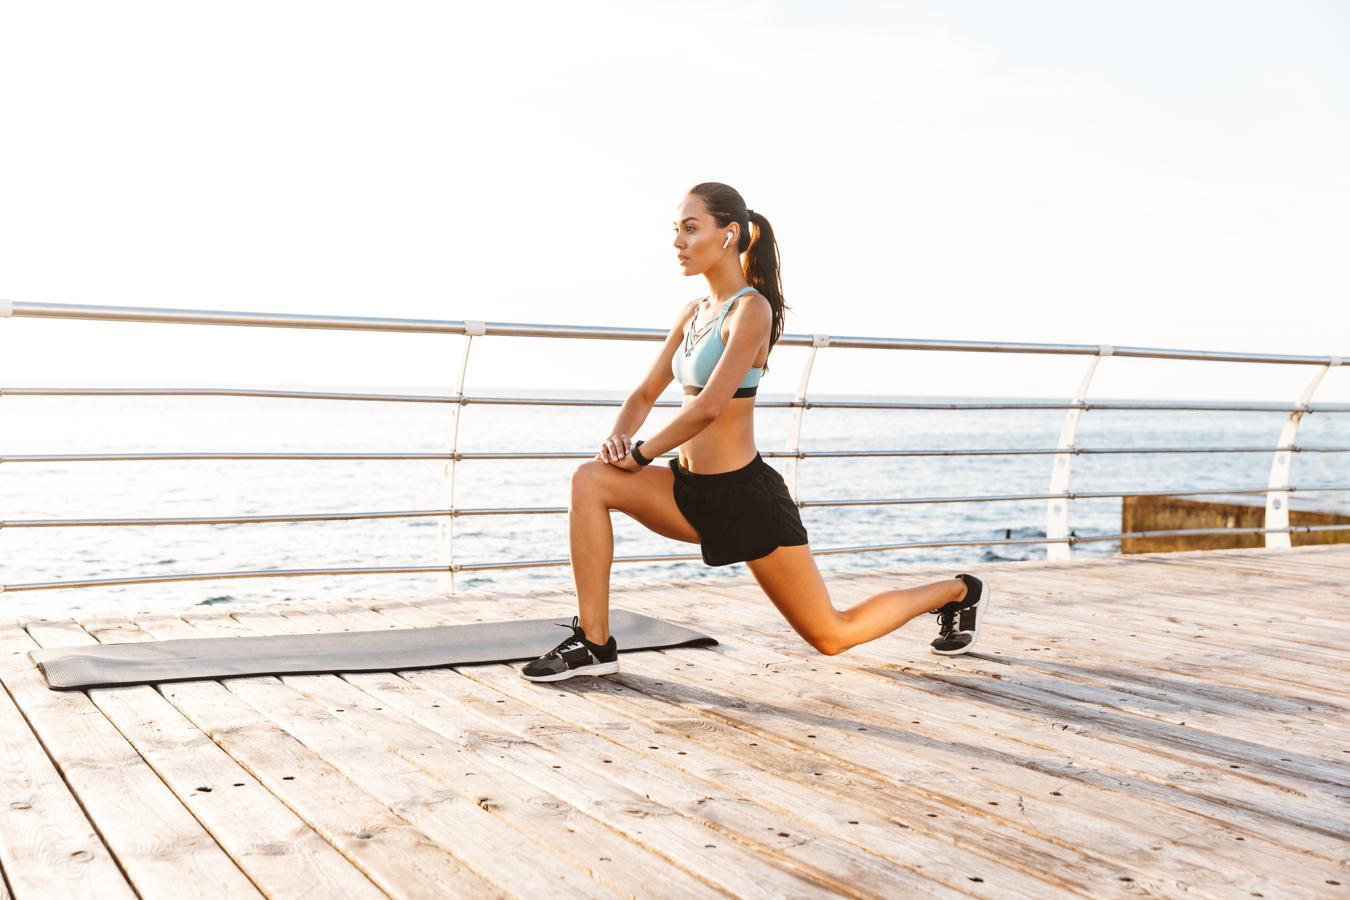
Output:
[8, 300, 1347, 366]
[788, 400, 1350, 413]
[4, 522, 1347, 591]
[3, 452, 474, 463]
[5, 386, 1350, 414]
[801, 484, 1350, 508]
[7, 484, 1347, 530]
[6, 445, 1350, 466]
[5, 299, 1345, 584]
[441, 445, 1350, 460]
[0, 506, 564, 528]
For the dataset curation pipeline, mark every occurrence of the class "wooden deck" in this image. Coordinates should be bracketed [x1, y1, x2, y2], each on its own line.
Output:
[2, 544, 1348, 898]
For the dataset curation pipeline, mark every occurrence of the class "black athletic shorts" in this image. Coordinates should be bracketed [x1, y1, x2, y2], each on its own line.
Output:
[669, 451, 809, 566]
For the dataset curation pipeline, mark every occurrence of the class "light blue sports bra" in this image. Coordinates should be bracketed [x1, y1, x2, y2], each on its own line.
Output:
[671, 286, 764, 398]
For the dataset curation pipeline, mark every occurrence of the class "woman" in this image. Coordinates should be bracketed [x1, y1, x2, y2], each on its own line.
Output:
[522, 182, 991, 682]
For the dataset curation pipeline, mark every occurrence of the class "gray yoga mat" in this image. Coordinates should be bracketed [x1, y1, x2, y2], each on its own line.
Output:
[31, 608, 718, 691]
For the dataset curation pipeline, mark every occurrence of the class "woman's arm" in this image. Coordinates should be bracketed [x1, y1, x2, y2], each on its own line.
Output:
[598, 300, 697, 462]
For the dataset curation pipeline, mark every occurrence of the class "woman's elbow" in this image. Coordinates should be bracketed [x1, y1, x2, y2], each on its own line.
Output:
[630, 385, 662, 408]
[690, 398, 725, 424]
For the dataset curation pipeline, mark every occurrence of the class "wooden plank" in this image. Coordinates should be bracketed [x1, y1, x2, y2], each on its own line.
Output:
[707, 566, 1350, 755]
[106, 611, 504, 898]
[383, 591, 1350, 895]
[0, 620, 259, 899]
[811, 568, 1350, 744]
[7, 542, 1344, 896]
[1033, 560, 1350, 638]
[274, 600, 1048, 898]
[814, 565, 1350, 705]
[164, 608, 645, 899]
[215, 601, 938, 899]
[919, 630, 1350, 749]
[609, 582, 1350, 845]
[48, 612, 397, 900]
[338, 595, 1174, 897]
[1148, 547, 1350, 583]
[971, 567, 1350, 703]
[0, 666, 133, 898]
[367, 595, 1251, 893]
[599, 620, 1350, 895]
[960, 568, 1350, 701]
[626, 569, 1344, 755]
[223, 604, 759, 900]
[849, 558, 1350, 649]
[683, 620, 1347, 810]
[1045, 549, 1350, 600]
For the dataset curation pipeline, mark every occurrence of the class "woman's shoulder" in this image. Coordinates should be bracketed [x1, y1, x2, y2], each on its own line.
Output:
[728, 289, 771, 319]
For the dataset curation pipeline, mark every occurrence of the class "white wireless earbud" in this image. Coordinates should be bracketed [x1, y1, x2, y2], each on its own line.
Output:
[722, 231, 734, 249]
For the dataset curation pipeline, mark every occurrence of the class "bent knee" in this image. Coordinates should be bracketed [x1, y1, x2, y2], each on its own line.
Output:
[812, 637, 849, 656]
[571, 459, 609, 489]
[571, 459, 618, 505]
[804, 623, 850, 656]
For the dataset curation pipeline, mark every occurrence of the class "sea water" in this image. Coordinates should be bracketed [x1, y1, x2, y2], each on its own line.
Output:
[1, 389, 1346, 617]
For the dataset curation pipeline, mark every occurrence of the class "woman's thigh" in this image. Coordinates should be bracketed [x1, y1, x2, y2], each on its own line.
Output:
[573, 459, 701, 544]
[745, 544, 843, 652]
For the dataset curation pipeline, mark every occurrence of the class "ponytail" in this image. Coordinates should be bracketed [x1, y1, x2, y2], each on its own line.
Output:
[688, 182, 789, 376]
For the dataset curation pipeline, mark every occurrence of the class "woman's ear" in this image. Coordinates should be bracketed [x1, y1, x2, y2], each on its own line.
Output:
[722, 222, 740, 249]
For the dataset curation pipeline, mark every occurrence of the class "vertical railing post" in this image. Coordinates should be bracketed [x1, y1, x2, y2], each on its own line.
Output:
[783, 334, 829, 502]
[1, 302, 9, 517]
[1045, 345, 1111, 560]
[1265, 357, 1339, 549]
[443, 320, 486, 591]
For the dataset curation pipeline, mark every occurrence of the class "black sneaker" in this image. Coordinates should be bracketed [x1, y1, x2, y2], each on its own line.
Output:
[521, 616, 620, 682]
[929, 573, 992, 656]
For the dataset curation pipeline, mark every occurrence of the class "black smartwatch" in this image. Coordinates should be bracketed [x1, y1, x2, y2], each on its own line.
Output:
[630, 440, 652, 467]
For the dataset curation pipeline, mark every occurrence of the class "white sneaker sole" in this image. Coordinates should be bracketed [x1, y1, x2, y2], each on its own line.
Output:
[521, 659, 620, 682]
[930, 581, 993, 656]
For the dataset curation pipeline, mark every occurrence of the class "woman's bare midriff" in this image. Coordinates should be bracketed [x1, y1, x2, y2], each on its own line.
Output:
[676, 393, 759, 474]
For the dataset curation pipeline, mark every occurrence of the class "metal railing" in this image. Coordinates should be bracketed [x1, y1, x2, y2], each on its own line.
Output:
[1, 298, 1346, 594]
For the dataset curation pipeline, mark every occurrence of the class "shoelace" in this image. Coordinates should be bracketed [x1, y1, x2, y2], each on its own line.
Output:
[545, 622, 588, 658]
[932, 605, 959, 638]
[931, 578, 977, 639]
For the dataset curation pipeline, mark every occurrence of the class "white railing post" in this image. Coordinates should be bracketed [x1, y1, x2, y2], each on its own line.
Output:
[1046, 345, 1112, 560]
[783, 334, 829, 502]
[0, 301, 8, 548]
[1265, 357, 1339, 549]
[443, 320, 486, 591]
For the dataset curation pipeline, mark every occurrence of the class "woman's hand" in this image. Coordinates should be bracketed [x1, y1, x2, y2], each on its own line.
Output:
[594, 432, 642, 472]
[597, 433, 632, 464]
[607, 452, 641, 472]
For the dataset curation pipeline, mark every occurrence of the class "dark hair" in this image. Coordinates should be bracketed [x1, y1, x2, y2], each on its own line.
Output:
[688, 182, 788, 376]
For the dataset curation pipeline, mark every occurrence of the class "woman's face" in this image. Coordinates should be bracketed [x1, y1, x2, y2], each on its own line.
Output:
[672, 194, 731, 277]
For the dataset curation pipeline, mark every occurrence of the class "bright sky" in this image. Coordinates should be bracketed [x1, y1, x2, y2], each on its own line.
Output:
[2, 0, 1347, 401]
